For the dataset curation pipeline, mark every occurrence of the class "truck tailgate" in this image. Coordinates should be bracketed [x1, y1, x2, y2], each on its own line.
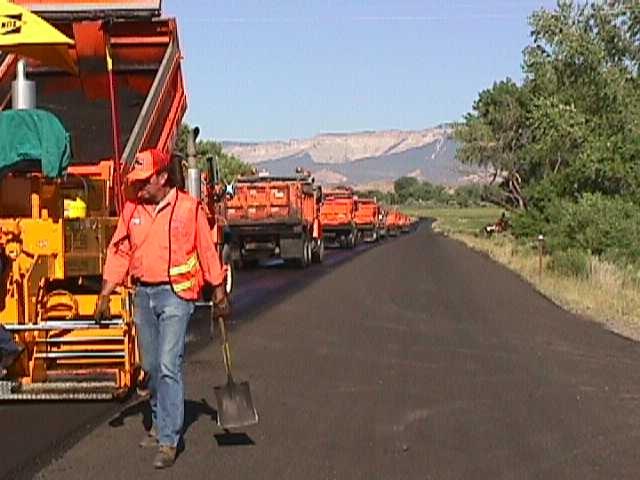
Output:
[228, 183, 293, 222]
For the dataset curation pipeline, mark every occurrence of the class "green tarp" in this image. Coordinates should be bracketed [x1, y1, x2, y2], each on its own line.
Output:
[0, 109, 71, 178]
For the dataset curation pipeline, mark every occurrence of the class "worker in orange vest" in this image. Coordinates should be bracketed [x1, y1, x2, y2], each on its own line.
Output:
[95, 148, 230, 469]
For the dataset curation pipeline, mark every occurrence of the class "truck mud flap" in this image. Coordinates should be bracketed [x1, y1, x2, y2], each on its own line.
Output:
[279, 237, 304, 259]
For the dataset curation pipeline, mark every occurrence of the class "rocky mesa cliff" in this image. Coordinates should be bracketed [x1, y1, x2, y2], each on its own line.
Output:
[222, 126, 481, 187]
[224, 127, 452, 165]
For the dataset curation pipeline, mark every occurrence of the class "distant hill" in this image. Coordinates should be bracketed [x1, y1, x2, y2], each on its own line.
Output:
[223, 127, 485, 188]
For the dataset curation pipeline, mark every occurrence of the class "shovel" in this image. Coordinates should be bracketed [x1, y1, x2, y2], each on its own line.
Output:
[213, 315, 259, 429]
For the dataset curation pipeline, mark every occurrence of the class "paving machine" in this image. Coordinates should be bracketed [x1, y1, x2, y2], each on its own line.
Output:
[0, 0, 188, 400]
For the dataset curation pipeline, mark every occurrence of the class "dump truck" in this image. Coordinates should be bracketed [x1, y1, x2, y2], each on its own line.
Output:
[385, 210, 402, 237]
[354, 197, 381, 242]
[0, 0, 195, 400]
[226, 172, 323, 268]
[319, 187, 358, 248]
[400, 213, 412, 233]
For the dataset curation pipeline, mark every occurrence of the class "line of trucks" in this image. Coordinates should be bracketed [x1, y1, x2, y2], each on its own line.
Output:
[0, 0, 417, 400]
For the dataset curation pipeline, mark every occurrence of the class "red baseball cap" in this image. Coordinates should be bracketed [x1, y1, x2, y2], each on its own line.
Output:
[126, 149, 170, 183]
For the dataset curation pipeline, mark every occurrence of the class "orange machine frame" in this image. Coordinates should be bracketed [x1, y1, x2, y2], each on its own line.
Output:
[0, 3, 187, 399]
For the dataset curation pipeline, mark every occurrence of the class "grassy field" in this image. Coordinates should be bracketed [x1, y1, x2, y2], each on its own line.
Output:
[400, 206, 640, 341]
[400, 206, 502, 235]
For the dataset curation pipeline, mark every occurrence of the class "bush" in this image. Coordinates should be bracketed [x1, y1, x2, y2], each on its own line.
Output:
[513, 193, 640, 268]
[548, 248, 591, 278]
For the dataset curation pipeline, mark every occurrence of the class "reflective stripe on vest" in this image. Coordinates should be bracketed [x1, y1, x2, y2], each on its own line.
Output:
[173, 278, 195, 293]
[169, 253, 199, 276]
[167, 191, 205, 300]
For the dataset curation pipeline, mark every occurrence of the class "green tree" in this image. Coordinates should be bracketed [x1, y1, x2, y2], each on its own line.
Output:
[175, 123, 252, 183]
[455, 0, 640, 265]
[393, 176, 421, 203]
[454, 79, 530, 209]
[455, 0, 640, 207]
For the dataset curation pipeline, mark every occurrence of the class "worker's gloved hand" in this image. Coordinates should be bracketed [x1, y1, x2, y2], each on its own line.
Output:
[214, 294, 232, 319]
[94, 294, 111, 323]
[212, 283, 232, 319]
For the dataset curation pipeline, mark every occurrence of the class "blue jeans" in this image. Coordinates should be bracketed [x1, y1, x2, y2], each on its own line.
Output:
[134, 285, 194, 447]
[0, 325, 21, 368]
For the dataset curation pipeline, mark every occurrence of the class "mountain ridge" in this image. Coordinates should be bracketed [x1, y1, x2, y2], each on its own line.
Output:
[224, 126, 453, 165]
[222, 125, 483, 187]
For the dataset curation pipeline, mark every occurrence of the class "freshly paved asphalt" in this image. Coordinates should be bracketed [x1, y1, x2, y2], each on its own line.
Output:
[6, 223, 640, 479]
[0, 233, 383, 480]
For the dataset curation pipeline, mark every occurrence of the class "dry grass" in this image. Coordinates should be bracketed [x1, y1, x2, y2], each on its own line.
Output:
[406, 206, 640, 340]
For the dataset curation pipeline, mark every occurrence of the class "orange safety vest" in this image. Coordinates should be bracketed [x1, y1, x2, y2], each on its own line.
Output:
[121, 190, 205, 300]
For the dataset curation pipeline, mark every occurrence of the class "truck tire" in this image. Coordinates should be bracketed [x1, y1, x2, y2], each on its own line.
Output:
[347, 231, 356, 249]
[303, 237, 312, 268]
[312, 239, 324, 263]
[291, 236, 310, 269]
[221, 244, 234, 294]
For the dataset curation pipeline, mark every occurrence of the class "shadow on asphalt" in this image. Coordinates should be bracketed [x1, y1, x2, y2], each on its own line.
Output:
[107, 397, 218, 438]
[214, 432, 255, 447]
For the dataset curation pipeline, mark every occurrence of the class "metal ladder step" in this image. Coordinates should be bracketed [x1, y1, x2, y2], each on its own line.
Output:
[0, 380, 118, 401]
[4, 319, 125, 331]
[34, 351, 127, 359]
[36, 336, 124, 343]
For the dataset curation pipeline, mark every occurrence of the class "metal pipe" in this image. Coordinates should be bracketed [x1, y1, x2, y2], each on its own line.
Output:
[106, 36, 124, 213]
[11, 60, 36, 110]
[186, 127, 202, 200]
[187, 168, 201, 200]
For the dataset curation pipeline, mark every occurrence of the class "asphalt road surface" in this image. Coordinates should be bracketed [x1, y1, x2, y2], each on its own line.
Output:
[0, 234, 384, 480]
[6, 223, 640, 479]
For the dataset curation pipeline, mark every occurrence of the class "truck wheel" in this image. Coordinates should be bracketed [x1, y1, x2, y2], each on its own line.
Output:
[312, 239, 324, 263]
[221, 245, 234, 295]
[224, 262, 234, 294]
[293, 237, 310, 269]
[347, 232, 356, 249]
[303, 238, 312, 267]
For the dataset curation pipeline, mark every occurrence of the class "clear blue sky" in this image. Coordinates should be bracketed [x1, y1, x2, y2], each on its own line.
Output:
[164, 0, 557, 142]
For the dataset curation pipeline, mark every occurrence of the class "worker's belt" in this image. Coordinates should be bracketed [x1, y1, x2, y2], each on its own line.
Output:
[134, 280, 170, 287]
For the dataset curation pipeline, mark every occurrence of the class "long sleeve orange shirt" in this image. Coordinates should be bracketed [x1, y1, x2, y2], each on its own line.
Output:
[103, 188, 225, 288]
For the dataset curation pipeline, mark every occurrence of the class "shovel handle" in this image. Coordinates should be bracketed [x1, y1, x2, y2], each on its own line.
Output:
[217, 316, 233, 381]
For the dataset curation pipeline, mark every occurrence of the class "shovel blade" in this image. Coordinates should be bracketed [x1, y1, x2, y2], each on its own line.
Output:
[214, 380, 259, 429]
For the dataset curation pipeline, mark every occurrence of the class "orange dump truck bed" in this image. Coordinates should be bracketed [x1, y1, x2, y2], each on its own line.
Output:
[354, 198, 381, 242]
[319, 188, 358, 248]
[320, 197, 356, 227]
[226, 174, 324, 267]
[385, 210, 403, 236]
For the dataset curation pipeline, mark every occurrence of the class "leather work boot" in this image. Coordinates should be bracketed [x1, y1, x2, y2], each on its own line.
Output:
[153, 446, 177, 469]
[139, 428, 158, 448]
